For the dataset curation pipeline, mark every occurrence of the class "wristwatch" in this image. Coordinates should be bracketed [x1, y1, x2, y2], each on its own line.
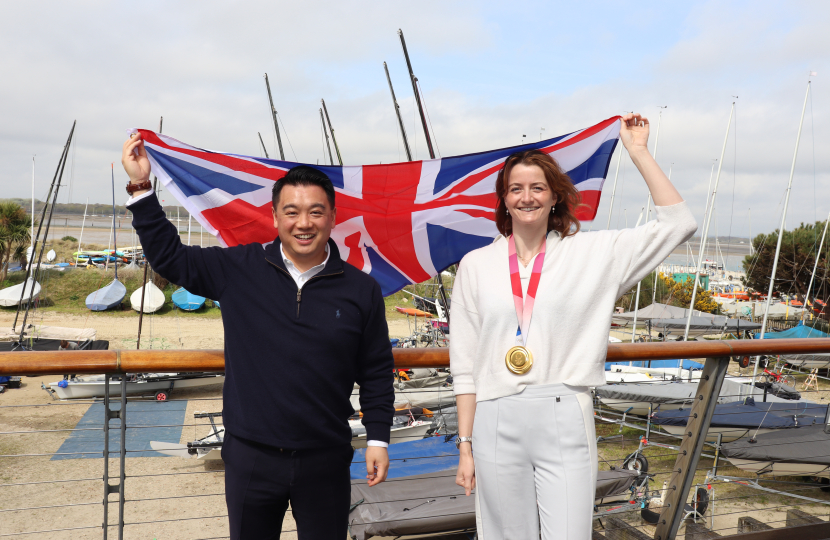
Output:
[455, 436, 472, 449]
[126, 180, 152, 195]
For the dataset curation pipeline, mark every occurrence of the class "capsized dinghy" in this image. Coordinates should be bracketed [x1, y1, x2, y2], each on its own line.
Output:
[130, 282, 165, 313]
[85, 279, 126, 311]
[172, 287, 205, 311]
[721, 424, 830, 477]
[0, 279, 41, 307]
[651, 399, 826, 443]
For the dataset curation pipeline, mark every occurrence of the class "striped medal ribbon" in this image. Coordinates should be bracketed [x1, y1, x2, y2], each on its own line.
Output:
[505, 235, 545, 375]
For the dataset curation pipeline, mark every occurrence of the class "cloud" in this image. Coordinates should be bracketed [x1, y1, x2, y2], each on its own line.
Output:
[0, 0, 827, 241]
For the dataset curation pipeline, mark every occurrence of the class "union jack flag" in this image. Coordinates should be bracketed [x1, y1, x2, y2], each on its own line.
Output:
[134, 116, 620, 295]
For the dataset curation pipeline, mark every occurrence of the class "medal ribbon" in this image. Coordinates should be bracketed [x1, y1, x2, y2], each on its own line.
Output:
[508, 235, 545, 346]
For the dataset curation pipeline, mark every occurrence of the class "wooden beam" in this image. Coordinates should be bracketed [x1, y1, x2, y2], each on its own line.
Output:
[716, 520, 830, 539]
[786, 508, 824, 527]
[737, 517, 773, 533]
[655, 357, 729, 540]
[1, 338, 830, 376]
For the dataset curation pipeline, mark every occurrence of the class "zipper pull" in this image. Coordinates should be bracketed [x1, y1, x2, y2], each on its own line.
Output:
[296, 289, 302, 318]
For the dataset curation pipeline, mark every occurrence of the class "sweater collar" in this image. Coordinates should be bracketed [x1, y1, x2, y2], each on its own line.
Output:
[265, 237, 344, 275]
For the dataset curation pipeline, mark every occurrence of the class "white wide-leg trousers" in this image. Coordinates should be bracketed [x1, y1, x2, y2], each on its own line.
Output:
[473, 383, 597, 540]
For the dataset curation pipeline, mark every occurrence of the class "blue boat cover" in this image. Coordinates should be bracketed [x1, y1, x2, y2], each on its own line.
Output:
[606, 359, 704, 371]
[85, 279, 126, 311]
[651, 399, 827, 429]
[350, 436, 458, 480]
[53, 400, 187, 460]
[172, 287, 206, 311]
[760, 323, 829, 339]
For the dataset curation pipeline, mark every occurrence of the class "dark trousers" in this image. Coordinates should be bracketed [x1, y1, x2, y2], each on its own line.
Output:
[222, 432, 353, 539]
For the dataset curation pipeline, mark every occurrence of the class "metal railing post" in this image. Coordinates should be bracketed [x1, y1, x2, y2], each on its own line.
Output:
[654, 356, 729, 540]
[102, 374, 110, 540]
[102, 375, 126, 539]
[118, 376, 127, 538]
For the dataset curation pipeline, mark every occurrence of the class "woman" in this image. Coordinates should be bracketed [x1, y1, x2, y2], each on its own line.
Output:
[450, 113, 697, 539]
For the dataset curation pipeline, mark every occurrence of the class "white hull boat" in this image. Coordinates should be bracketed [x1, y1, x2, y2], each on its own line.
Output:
[350, 419, 432, 449]
[0, 279, 41, 307]
[48, 373, 224, 399]
[130, 282, 165, 313]
[152, 417, 432, 460]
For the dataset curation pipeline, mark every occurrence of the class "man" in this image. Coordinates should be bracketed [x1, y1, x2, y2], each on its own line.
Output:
[122, 133, 394, 539]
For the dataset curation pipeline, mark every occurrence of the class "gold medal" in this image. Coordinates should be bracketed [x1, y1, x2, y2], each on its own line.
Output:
[505, 345, 533, 375]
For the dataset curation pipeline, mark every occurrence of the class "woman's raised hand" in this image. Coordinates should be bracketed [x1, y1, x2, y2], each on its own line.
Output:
[619, 113, 650, 155]
[122, 133, 151, 185]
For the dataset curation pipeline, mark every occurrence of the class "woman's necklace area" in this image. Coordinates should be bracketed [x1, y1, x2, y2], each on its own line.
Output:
[517, 248, 540, 267]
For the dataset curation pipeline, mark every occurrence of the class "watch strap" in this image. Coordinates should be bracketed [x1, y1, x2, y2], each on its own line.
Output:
[126, 180, 152, 195]
[455, 436, 473, 448]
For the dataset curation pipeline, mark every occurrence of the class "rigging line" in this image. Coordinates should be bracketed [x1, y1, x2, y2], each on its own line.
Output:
[416, 79, 441, 158]
[615, 148, 629, 229]
[68, 128, 78, 204]
[724, 103, 738, 273]
[276, 112, 298, 162]
[811, 84, 817, 256]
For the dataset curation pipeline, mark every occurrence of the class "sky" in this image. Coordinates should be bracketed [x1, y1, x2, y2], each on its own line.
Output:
[1, 0, 828, 239]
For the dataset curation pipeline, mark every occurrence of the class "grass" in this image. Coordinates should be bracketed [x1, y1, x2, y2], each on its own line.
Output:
[1, 266, 222, 318]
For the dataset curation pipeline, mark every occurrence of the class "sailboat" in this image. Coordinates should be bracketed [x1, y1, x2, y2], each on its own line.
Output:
[85, 165, 126, 311]
[0, 279, 41, 307]
[172, 287, 205, 310]
[130, 282, 165, 313]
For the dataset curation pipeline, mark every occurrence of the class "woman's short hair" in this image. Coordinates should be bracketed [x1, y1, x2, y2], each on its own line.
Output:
[494, 149, 582, 238]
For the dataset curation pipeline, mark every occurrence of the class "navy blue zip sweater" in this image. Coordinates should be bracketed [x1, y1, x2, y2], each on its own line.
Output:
[129, 194, 394, 448]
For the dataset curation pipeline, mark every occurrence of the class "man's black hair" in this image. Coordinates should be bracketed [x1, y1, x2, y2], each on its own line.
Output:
[272, 165, 336, 209]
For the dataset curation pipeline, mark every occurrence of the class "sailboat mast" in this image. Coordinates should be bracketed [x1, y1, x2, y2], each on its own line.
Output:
[384, 61, 413, 161]
[804, 208, 830, 321]
[398, 29, 435, 159]
[111, 164, 118, 281]
[264, 73, 285, 160]
[31, 156, 35, 257]
[605, 142, 624, 229]
[682, 104, 735, 341]
[319, 108, 335, 165]
[753, 82, 811, 379]
[76, 198, 88, 266]
[258, 132, 270, 158]
[629, 108, 664, 344]
[138, 117, 163, 348]
[16, 121, 76, 340]
[321, 99, 343, 165]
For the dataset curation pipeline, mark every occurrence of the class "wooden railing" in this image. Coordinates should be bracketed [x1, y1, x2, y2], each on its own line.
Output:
[2, 338, 830, 375]
[4, 338, 830, 540]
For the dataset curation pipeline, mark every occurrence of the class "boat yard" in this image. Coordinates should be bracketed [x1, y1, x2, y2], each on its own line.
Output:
[2, 309, 830, 538]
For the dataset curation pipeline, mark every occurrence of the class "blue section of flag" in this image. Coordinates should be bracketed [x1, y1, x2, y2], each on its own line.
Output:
[432, 135, 570, 195]
[149, 149, 262, 197]
[425, 223, 494, 273]
[365, 247, 411, 293]
[566, 139, 618, 184]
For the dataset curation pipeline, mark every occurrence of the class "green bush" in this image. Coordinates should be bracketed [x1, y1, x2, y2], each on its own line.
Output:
[61, 236, 77, 242]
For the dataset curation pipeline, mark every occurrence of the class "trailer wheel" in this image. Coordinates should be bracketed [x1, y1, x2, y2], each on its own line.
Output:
[733, 355, 751, 369]
[693, 486, 709, 515]
[154, 390, 170, 402]
[622, 453, 649, 473]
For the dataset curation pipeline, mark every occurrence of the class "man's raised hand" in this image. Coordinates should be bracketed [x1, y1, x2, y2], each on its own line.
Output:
[122, 133, 152, 185]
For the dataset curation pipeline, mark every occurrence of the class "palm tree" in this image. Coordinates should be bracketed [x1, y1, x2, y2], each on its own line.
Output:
[0, 202, 32, 284]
